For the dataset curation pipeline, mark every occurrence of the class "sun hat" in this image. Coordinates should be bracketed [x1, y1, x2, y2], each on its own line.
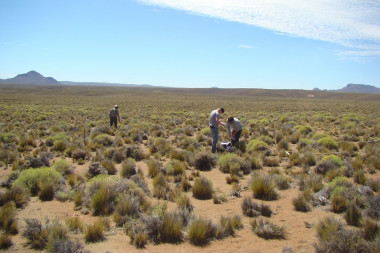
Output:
[114, 105, 118, 108]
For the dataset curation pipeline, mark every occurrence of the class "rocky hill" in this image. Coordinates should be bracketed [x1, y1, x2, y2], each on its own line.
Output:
[0, 71, 61, 85]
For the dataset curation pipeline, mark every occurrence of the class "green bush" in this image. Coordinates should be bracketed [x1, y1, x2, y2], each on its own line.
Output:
[218, 153, 248, 175]
[91, 184, 114, 216]
[12, 167, 61, 196]
[52, 159, 72, 175]
[247, 139, 268, 152]
[93, 134, 113, 146]
[294, 125, 312, 135]
[192, 177, 214, 200]
[322, 155, 342, 167]
[318, 137, 338, 150]
[331, 194, 348, 213]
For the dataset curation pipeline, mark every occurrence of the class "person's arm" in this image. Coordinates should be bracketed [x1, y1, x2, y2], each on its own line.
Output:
[226, 123, 231, 137]
[216, 118, 225, 126]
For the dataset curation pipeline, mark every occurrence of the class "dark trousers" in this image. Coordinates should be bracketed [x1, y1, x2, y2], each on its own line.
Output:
[231, 129, 242, 145]
[110, 117, 118, 128]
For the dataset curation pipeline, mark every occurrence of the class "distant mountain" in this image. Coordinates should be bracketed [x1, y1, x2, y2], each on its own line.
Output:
[0, 71, 61, 85]
[335, 83, 380, 94]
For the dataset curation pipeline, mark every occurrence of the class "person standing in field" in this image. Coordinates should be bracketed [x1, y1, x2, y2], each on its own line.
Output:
[109, 105, 120, 129]
[209, 108, 225, 153]
[226, 116, 242, 146]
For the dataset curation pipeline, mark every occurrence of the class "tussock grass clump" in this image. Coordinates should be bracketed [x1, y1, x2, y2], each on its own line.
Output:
[166, 159, 186, 176]
[65, 217, 84, 233]
[292, 192, 311, 212]
[216, 215, 243, 239]
[147, 157, 162, 177]
[0, 234, 12, 250]
[294, 125, 312, 135]
[0, 202, 18, 234]
[363, 219, 380, 241]
[315, 216, 343, 243]
[212, 193, 228, 204]
[91, 184, 114, 215]
[251, 173, 278, 201]
[100, 159, 117, 175]
[194, 151, 217, 171]
[153, 173, 175, 201]
[38, 180, 55, 201]
[251, 219, 286, 240]
[188, 217, 216, 246]
[345, 201, 362, 227]
[113, 196, 140, 227]
[85, 219, 105, 243]
[120, 158, 137, 179]
[0, 185, 30, 208]
[353, 170, 367, 185]
[331, 194, 348, 213]
[192, 176, 214, 200]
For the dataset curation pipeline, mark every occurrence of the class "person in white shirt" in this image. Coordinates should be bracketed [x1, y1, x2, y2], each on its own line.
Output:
[226, 116, 242, 146]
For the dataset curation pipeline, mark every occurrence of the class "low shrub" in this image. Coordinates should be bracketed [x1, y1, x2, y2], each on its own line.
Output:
[317, 137, 338, 150]
[241, 197, 272, 217]
[247, 139, 268, 152]
[251, 219, 286, 239]
[192, 177, 214, 200]
[22, 219, 48, 249]
[193, 151, 217, 171]
[52, 159, 73, 176]
[218, 153, 248, 175]
[353, 170, 367, 185]
[92, 134, 113, 146]
[113, 196, 140, 227]
[125, 145, 145, 161]
[0, 233, 12, 250]
[153, 173, 175, 201]
[100, 159, 117, 175]
[216, 215, 243, 239]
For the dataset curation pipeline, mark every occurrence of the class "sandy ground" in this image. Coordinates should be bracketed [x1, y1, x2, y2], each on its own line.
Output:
[0, 154, 369, 253]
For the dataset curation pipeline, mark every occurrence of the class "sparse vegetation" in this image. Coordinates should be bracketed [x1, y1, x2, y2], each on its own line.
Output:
[1, 85, 379, 252]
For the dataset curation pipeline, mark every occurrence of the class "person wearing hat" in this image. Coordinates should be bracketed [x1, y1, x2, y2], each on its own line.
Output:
[109, 105, 120, 128]
[209, 107, 225, 153]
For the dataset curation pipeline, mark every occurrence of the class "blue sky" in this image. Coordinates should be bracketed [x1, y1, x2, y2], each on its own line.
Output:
[1, 0, 379, 89]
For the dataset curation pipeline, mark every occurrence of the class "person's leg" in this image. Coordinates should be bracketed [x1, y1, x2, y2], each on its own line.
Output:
[211, 127, 219, 153]
[232, 130, 242, 145]
[110, 117, 113, 127]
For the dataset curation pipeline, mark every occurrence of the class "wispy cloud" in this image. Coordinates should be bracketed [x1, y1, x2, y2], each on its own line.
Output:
[239, 44, 254, 49]
[139, 0, 380, 55]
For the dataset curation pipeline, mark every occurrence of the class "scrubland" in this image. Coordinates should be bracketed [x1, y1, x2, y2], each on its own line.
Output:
[0, 85, 380, 253]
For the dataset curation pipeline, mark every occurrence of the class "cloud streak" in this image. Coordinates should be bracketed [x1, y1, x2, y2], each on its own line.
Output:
[139, 0, 380, 53]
